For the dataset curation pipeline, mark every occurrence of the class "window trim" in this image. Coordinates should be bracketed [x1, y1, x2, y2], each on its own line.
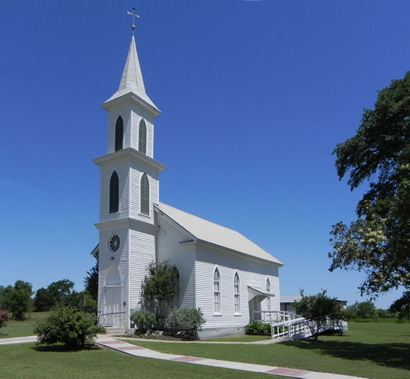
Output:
[109, 171, 119, 214]
[140, 172, 150, 216]
[213, 267, 221, 314]
[266, 277, 271, 312]
[138, 119, 147, 155]
[234, 271, 240, 314]
[114, 116, 124, 152]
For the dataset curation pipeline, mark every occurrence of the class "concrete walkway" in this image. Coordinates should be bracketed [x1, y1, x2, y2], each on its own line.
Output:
[96, 336, 367, 379]
[120, 335, 277, 345]
[0, 336, 37, 345]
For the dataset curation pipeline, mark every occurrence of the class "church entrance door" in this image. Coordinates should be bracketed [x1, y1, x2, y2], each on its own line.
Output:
[101, 265, 123, 328]
[249, 296, 262, 321]
[102, 285, 122, 328]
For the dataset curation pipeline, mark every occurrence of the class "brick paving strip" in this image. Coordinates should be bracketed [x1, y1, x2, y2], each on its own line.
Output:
[96, 336, 367, 379]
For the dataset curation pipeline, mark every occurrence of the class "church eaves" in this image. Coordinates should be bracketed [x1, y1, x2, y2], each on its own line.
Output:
[104, 35, 159, 112]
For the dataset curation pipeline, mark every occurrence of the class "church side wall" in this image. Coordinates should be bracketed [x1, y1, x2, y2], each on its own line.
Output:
[156, 214, 195, 309]
[128, 229, 156, 313]
[195, 246, 280, 337]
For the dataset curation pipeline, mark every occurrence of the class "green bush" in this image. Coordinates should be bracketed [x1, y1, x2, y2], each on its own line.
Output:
[245, 321, 271, 335]
[0, 309, 9, 329]
[130, 310, 157, 333]
[35, 306, 99, 348]
[165, 308, 206, 340]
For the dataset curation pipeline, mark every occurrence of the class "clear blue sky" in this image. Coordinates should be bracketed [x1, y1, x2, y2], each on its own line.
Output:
[1, 0, 409, 308]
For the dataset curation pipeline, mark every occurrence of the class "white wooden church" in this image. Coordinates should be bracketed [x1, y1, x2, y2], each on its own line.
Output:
[95, 32, 283, 338]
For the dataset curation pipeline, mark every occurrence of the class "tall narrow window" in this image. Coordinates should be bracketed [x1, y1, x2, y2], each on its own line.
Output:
[234, 272, 240, 313]
[109, 171, 119, 213]
[139, 119, 147, 154]
[266, 278, 271, 312]
[115, 116, 123, 151]
[140, 173, 150, 215]
[214, 268, 221, 313]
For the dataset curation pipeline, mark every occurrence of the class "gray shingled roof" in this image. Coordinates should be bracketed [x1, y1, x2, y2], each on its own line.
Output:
[156, 203, 283, 265]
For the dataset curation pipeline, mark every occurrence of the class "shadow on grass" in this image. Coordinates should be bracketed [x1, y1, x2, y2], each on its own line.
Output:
[33, 344, 99, 353]
[287, 340, 410, 371]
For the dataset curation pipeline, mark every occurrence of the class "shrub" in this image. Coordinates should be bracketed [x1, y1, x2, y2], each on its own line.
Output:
[245, 321, 271, 336]
[0, 310, 9, 329]
[130, 310, 157, 333]
[35, 306, 99, 348]
[356, 301, 377, 319]
[165, 308, 206, 340]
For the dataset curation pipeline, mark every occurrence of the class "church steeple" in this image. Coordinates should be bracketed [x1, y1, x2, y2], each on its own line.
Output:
[118, 35, 146, 94]
[104, 35, 159, 113]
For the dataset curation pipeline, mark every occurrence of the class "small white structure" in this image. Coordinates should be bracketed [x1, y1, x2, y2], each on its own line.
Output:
[95, 34, 283, 338]
[280, 296, 348, 313]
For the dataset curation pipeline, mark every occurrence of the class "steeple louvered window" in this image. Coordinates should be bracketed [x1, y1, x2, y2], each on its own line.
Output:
[115, 116, 124, 151]
[140, 173, 150, 215]
[139, 119, 147, 154]
[109, 171, 119, 213]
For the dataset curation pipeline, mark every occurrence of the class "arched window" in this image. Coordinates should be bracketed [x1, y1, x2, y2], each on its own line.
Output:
[234, 272, 240, 313]
[266, 278, 271, 312]
[115, 116, 123, 151]
[109, 171, 119, 213]
[213, 268, 221, 313]
[140, 173, 150, 215]
[139, 119, 147, 154]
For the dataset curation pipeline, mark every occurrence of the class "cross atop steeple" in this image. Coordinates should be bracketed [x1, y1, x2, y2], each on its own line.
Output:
[127, 8, 140, 34]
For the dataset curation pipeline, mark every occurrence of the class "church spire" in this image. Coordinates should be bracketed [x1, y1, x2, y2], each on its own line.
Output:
[118, 35, 146, 94]
[104, 34, 159, 113]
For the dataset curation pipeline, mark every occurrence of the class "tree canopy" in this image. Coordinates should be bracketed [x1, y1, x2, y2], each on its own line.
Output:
[389, 291, 410, 320]
[294, 290, 346, 341]
[140, 261, 179, 320]
[0, 280, 32, 320]
[329, 72, 410, 295]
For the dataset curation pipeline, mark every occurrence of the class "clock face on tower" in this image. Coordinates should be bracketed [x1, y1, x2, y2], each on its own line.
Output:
[108, 234, 120, 253]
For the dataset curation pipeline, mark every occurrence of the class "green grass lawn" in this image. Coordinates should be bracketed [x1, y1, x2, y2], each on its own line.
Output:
[206, 335, 270, 342]
[0, 312, 49, 339]
[0, 343, 276, 379]
[127, 322, 410, 379]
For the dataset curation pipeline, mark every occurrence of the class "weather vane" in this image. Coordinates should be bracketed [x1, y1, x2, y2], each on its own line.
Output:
[127, 7, 140, 34]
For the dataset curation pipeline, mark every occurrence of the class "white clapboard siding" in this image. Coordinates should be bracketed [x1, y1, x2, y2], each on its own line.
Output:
[156, 215, 196, 309]
[195, 245, 280, 330]
[129, 229, 156, 312]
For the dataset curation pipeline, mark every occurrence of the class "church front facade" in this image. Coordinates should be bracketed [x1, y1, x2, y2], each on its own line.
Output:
[94, 34, 283, 338]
